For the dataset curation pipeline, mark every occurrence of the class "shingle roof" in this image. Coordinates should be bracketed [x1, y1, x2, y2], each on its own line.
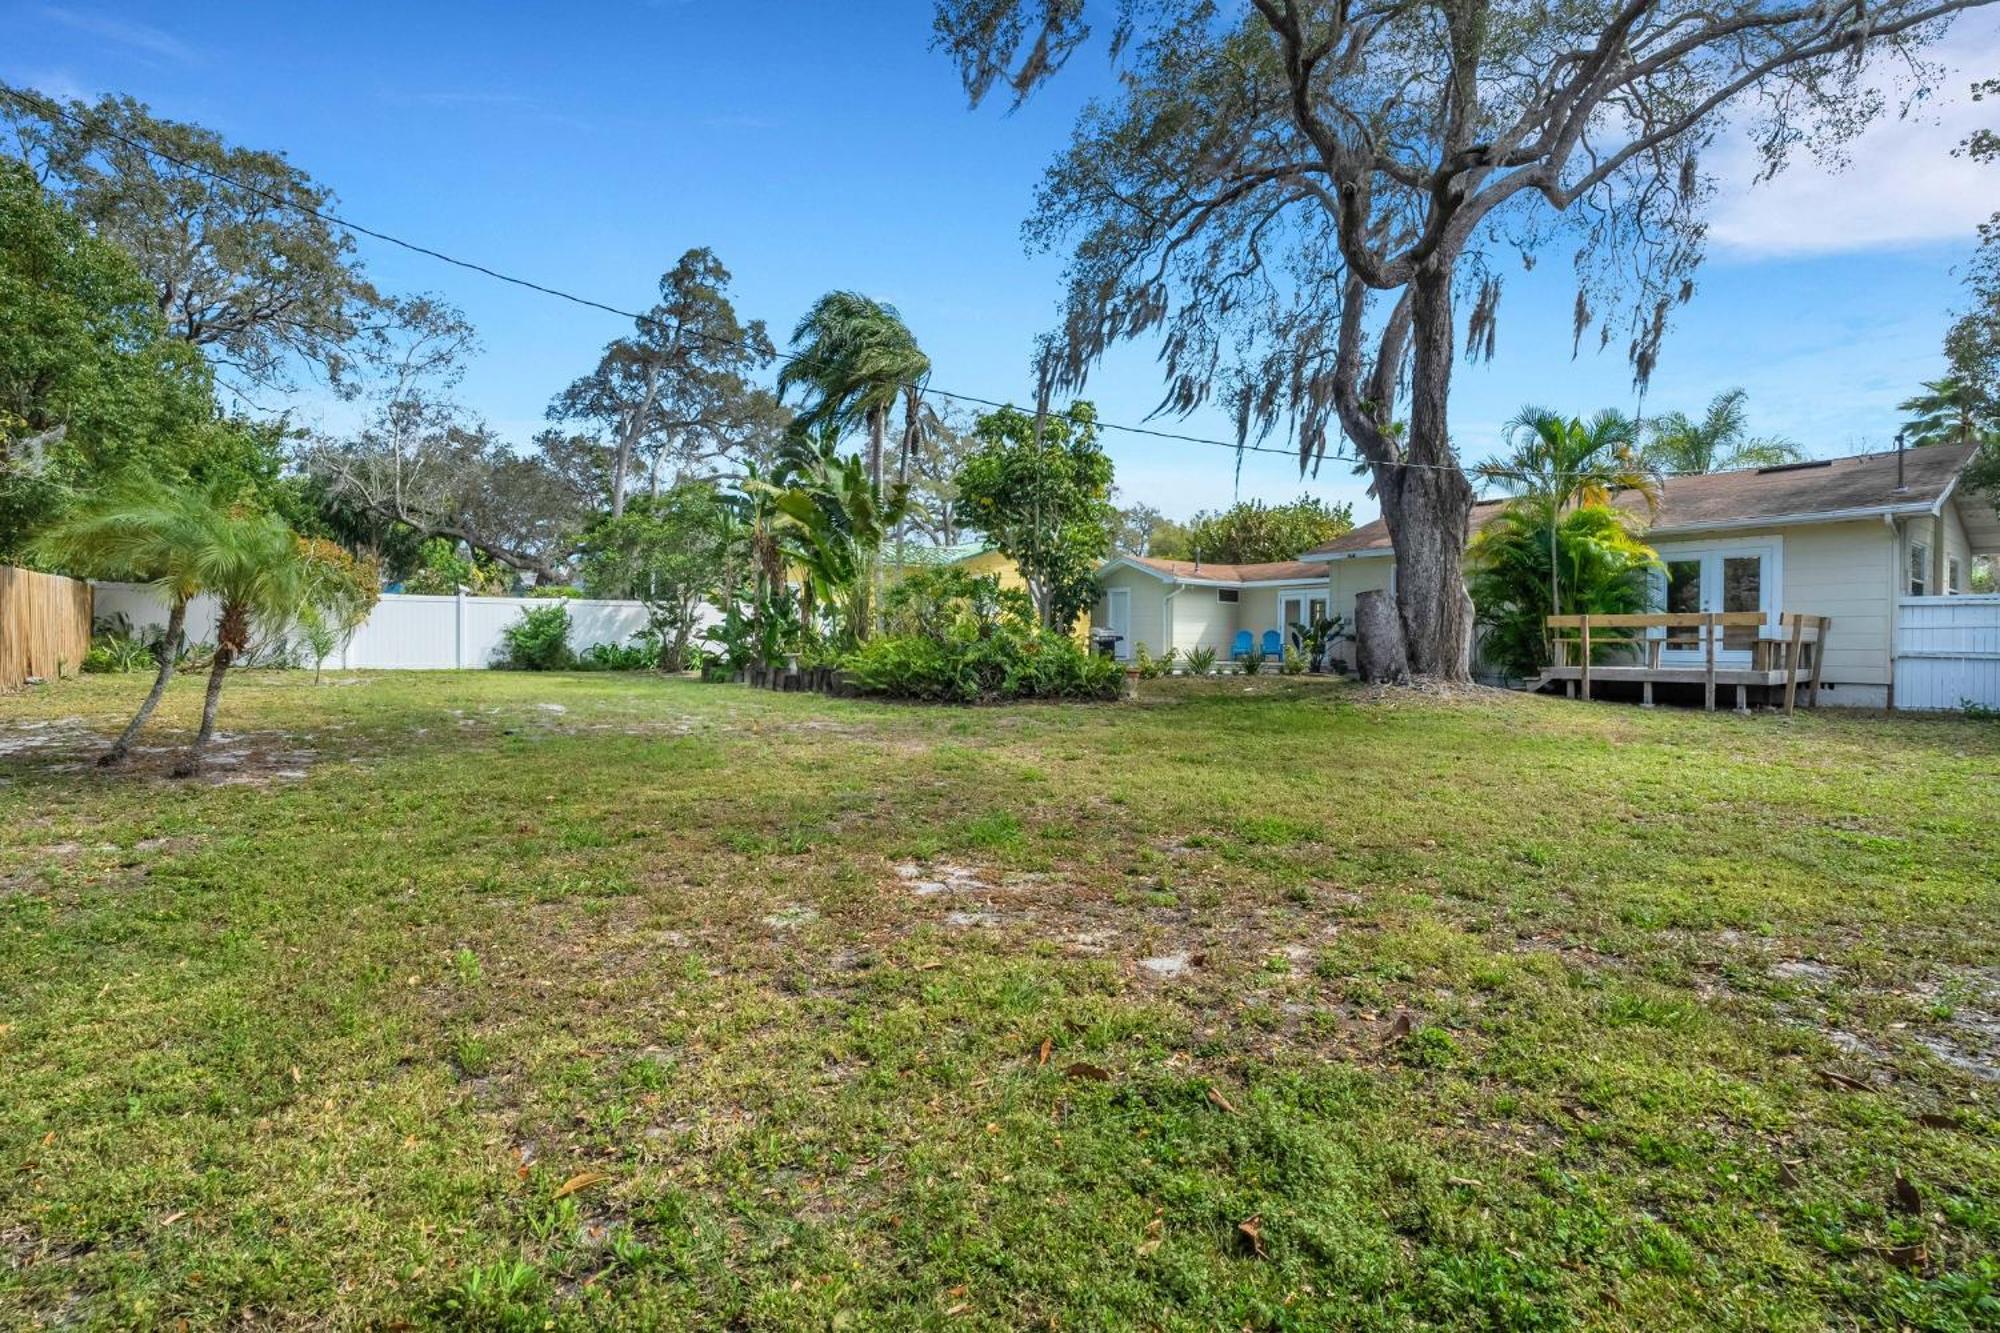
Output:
[1302, 444, 1981, 558]
[1122, 555, 1331, 583]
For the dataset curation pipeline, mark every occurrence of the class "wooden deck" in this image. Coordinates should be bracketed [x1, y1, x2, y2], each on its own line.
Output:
[1536, 612, 1832, 713]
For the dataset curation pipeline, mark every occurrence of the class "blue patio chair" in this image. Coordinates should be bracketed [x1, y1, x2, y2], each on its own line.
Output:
[1261, 629, 1284, 657]
[1229, 630, 1253, 660]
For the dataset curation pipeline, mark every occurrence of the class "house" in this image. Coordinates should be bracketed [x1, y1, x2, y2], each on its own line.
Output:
[1302, 442, 1999, 707]
[893, 541, 1091, 643]
[1089, 556, 1334, 662]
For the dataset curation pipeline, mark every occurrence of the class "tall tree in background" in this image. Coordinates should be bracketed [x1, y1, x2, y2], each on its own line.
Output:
[1158, 495, 1354, 564]
[779, 292, 935, 496]
[953, 402, 1115, 630]
[0, 156, 212, 555]
[579, 482, 733, 669]
[1112, 498, 1181, 556]
[903, 411, 978, 548]
[1898, 377, 2000, 450]
[1641, 389, 1800, 474]
[933, 0, 1994, 680]
[550, 249, 779, 519]
[3, 85, 383, 402]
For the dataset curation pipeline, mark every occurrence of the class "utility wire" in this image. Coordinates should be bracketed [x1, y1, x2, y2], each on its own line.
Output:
[1, 82, 1866, 485]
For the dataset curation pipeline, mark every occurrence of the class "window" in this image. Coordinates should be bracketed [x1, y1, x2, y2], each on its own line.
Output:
[1216, 588, 1239, 603]
[1909, 542, 1931, 597]
[1949, 557, 1965, 594]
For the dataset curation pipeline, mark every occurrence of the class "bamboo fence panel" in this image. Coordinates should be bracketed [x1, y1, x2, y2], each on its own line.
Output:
[0, 566, 92, 690]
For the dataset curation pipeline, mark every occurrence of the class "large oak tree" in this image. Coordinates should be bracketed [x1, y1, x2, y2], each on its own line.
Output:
[933, 0, 1995, 678]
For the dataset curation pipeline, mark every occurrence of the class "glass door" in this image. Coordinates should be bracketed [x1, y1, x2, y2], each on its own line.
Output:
[1104, 587, 1131, 659]
[1656, 544, 1774, 664]
[1280, 593, 1308, 648]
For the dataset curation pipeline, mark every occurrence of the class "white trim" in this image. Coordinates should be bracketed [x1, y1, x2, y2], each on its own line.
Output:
[1651, 535, 1782, 665]
[1094, 555, 1331, 588]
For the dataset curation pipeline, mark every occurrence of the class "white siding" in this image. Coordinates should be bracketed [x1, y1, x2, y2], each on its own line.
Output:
[1895, 595, 2000, 710]
[1171, 586, 1236, 659]
[1093, 568, 1168, 659]
[1326, 557, 1393, 668]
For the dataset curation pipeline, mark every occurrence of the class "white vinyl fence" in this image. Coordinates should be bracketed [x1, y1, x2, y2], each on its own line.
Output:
[91, 583, 664, 670]
[1894, 595, 2000, 711]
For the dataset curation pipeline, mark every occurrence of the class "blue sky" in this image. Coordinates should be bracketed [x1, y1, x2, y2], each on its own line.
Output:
[9, 1, 1999, 524]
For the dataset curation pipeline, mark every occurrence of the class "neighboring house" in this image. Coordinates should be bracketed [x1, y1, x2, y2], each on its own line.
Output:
[1090, 556, 1333, 661]
[893, 541, 1090, 643]
[1303, 443, 1999, 707]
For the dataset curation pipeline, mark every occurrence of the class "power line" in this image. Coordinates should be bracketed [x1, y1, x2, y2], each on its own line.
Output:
[0, 82, 1872, 485]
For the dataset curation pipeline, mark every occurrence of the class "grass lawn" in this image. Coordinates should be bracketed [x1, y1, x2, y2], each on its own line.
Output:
[1, 671, 1997, 1330]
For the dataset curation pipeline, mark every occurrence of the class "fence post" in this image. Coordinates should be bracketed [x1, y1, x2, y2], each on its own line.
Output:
[455, 586, 467, 669]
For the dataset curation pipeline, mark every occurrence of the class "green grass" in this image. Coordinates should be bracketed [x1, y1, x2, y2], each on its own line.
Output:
[2, 670, 1997, 1330]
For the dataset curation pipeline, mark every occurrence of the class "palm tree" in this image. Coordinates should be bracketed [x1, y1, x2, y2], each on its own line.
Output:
[169, 507, 309, 777]
[1640, 389, 1801, 473]
[1478, 407, 1660, 621]
[32, 480, 218, 766]
[1467, 499, 1660, 677]
[777, 292, 935, 495]
[750, 452, 908, 648]
[1898, 377, 2000, 449]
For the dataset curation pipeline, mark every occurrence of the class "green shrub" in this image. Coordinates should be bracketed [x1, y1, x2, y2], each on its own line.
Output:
[576, 631, 662, 671]
[83, 630, 154, 673]
[1280, 645, 1307, 675]
[1239, 648, 1266, 675]
[843, 571, 1121, 703]
[496, 604, 574, 670]
[1186, 645, 1217, 676]
[1134, 642, 1177, 680]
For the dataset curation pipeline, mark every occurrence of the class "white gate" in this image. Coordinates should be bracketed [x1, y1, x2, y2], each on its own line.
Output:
[1895, 596, 2000, 711]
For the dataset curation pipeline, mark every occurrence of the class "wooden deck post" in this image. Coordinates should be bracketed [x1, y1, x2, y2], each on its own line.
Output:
[1642, 679, 1653, 707]
[1579, 616, 1591, 701]
[1782, 614, 1804, 716]
[1807, 616, 1830, 708]
[1703, 612, 1717, 712]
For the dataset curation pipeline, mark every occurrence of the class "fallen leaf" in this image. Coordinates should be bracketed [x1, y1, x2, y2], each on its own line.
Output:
[1881, 1242, 1927, 1271]
[1037, 1037, 1053, 1068]
[160, 1211, 186, 1226]
[1206, 1086, 1240, 1115]
[40, 1131, 53, 1147]
[1777, 1159, 1802, 1189]
[948, 1284, 967, 1298]
[1890, 1174, 1922, 1216]
[945, 1302, 969, 1316]
[289, 1066, 302, 1084]
[1064, 1061, 1112, 1082]
[1447, 1176, 1483, 1190]
[552, 1170, 609, 1200]
[1382, 1012, 1413, 1046]
[1237, 1215, 1266, 1258]
[1816, 1068, 1870, 1092]
[1916, 1112, 1957, 1130]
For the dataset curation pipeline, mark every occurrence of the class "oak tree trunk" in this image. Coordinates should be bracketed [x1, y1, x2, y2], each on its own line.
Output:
[1379, 263, 1476, 681]
[100, 598, 187, 767]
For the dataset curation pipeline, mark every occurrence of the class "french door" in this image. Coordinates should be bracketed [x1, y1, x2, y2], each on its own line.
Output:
[1280, 591, 1329, 648]
[1654, 541, 1778, 664]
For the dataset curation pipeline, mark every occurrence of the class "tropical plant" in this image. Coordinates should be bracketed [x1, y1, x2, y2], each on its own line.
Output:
[1640, 389, 1800, 473]
[842, 570, 1121, 702]
[174, 517, 365, 777]
[1186, 645, 1218, 676]
[778, 292, 935, 496]
[294, 538, 379, 683]
[579, 482, 731, 670]
[1466, 501, 1662, 678]
[32, 479, 226, 765]
[1280, 646, 1308, 676]
[750, 450, 908, 648]
[402, 537, 510, 595]
[1479, 408, 1661, 622]
[496, 603, 575, 671]
[1134, 643, 1176, 681]
[951, 402, 1117, 630]
[1239, 647, 1267, 675]
[577, 632, 663, 671]
[1288, 613, 1346, 672]
[1898, 376, 2000, 450]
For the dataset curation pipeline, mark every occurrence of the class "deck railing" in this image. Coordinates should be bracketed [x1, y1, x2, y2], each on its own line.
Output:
[1544, 611, 1832, 712]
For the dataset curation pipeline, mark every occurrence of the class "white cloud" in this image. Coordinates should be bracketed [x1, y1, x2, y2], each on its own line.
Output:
[36, 6, 200, 65]
[1706, 19, 2000, 258]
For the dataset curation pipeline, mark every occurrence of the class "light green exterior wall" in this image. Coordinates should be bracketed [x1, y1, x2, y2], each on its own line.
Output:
[1093, 566, 1168, 660]
[1090, 568, 1327, 664]
[1325, 557, 1393, 669]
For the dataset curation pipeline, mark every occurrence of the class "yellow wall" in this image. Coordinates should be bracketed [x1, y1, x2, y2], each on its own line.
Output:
[931, 549, 1092, 643]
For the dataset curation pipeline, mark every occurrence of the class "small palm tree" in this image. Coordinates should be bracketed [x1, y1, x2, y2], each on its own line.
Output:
[1478, 407, 1660, 619]
[1898, 377, 2000, 449]
[1641, 388, 1800, 473]
[170, 507, 309, 777]
[32, 480, 217, 766]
